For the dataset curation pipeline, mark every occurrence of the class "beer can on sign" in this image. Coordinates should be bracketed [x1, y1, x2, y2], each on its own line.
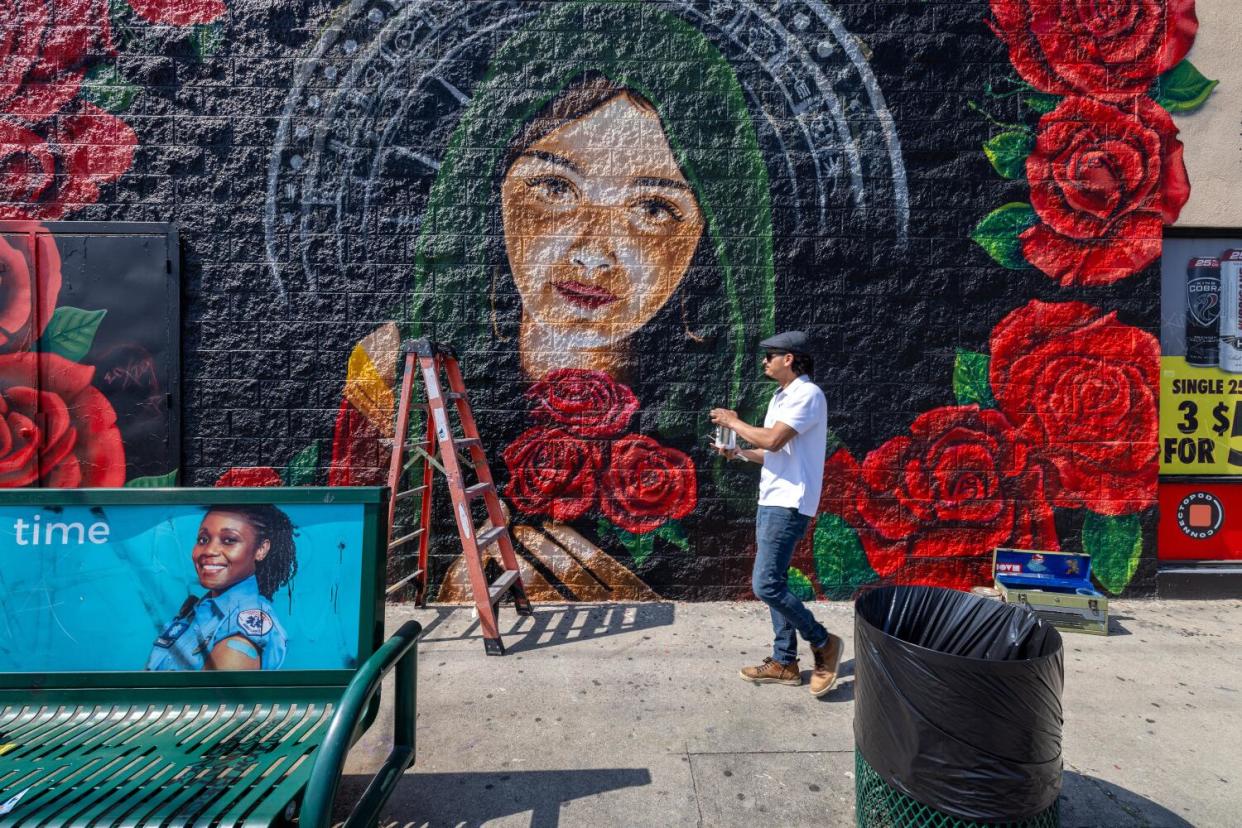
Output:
[1220, 250, 1242, 373]
[1186, 257, 1221, 367]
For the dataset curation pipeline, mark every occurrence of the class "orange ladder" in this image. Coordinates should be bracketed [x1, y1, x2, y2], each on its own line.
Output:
[386, 338, 533, 655]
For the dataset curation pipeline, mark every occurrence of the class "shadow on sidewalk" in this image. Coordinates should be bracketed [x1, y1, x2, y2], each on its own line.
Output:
[1061, 771, 1193, 827]
[414, 602, 676, 653]
[340, 767, 652, 827]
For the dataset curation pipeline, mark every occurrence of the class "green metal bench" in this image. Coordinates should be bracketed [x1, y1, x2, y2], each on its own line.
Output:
[0, 487, 420, 827]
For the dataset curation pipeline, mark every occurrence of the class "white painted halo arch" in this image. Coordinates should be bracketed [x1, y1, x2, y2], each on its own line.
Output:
[264, 0, 909, 297]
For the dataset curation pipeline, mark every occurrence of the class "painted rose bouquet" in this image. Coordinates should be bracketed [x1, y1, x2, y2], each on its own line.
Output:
[972, 0, 1211, 286]
[811, 300, 1158, 597]
[500, 369, 697, 563]
[0, 227, 130, 486]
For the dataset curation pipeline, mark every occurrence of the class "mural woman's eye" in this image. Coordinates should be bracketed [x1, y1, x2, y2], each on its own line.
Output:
[197, 533, 209, 545]
[526, 175, 577, 206]
[632, 196, 683, 227]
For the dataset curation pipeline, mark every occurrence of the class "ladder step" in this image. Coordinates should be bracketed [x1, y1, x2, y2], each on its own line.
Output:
[451, 437, 482, 450]
[395, 485, 428, 501]
[385, 569, 424, 596]
[388, 528, 425, 550]
[488, 570, 519, 605]
[444, 391, 465, 401]
[464, 482, 495, 500]
[476, 526, 505, 550]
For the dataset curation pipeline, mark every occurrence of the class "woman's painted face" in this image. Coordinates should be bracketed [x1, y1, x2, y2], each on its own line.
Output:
[194, 511, 270, 594]
[501, 94, 706, 348]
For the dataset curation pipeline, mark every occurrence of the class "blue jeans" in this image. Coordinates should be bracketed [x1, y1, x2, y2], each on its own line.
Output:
[753, 505, 829, 663]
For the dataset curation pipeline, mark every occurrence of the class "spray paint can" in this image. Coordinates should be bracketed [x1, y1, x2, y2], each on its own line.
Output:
[1186, 257, 1221, 367]
[1220, 250, 1242, 373]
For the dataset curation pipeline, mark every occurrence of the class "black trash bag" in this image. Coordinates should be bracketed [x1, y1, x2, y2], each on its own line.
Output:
[854, 585, 1064, 822]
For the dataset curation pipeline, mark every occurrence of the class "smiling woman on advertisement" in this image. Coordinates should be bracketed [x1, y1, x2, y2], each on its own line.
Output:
[146, 505, 297, 671]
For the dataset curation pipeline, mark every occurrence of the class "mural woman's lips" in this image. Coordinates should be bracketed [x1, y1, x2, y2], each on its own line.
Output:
[553, 280, 620, 309]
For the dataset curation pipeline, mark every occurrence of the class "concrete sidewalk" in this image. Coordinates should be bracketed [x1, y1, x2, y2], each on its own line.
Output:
[341, 599, 1242, 827]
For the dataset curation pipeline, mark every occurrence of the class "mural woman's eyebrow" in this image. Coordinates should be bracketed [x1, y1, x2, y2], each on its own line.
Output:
[632, 176, 690, 191]
[518, 149, 582, 174]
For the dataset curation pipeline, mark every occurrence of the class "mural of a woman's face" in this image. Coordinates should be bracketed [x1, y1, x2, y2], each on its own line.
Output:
[501, 93, 706, 352]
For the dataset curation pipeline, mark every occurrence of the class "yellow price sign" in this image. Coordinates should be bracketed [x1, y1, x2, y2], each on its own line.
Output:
[1160, 356, 1242, 473]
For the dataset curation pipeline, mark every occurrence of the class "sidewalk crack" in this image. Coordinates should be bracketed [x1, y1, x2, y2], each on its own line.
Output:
[686, 741, 705, 827]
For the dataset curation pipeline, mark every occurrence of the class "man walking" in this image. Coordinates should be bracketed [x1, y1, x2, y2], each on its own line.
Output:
[710, 331, 842, 697]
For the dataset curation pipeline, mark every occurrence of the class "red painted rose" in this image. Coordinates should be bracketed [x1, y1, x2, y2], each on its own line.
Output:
[527, 369, 639, 438]
[990, 0, 1197, 100]
[1021, 96, 1189, 287]
[824, 406, 1057, 591]
[600, 434, 696, 534]
[503, 425, 603, 522]
[127, 0, 227, 26]
[0, 351, 124, 487]
[990, 300, 1159, 515]
[0, 227, 61, 352]
[0, 102, 138, 221]
[215, 466, 283, 487]
[0, 0, 114, 121]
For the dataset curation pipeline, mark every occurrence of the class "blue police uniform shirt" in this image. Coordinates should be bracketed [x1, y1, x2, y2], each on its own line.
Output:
[146, 575, 287, 671]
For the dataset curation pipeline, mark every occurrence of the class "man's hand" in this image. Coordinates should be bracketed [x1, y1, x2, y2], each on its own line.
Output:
[709, 407, 739, 429]
[715, 444, 740, 460]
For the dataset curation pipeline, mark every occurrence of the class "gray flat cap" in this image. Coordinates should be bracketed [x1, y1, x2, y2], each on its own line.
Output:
[759, 330, 812, 355]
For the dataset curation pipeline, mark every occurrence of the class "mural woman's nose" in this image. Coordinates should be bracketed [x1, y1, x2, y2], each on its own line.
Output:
[569, 221, 617, 278]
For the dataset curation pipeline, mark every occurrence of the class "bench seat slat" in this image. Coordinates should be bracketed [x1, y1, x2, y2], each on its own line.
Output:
[25, 752, 162, 826]
[58, 755, 175, 827]
[0, 701, 335, 827]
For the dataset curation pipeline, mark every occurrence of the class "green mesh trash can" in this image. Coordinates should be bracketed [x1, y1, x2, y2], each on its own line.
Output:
[854, 586, 1064, 827]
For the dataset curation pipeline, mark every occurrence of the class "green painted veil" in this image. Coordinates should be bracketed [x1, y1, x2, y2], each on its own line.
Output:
[408, 0, 776, 435]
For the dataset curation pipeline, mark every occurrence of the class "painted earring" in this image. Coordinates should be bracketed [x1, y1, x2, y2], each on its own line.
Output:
[490, 265, 512, 342]
[681, 292, 705, 343]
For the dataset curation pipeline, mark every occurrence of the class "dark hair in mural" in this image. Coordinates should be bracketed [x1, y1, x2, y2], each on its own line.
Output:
[502, 73, 656, 175]
[207, 504, 298, 599]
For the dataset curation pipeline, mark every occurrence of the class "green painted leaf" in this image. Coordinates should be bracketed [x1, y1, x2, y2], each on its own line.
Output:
[630, 534, 657, 566]
[1153, 59, 1219, 113]
[125, 469, 178, 488]
[37, 307, 107, 362]
[1082, 512, 1142, 595]
[953, 349, 997, 408]
[983, 130, 1034, 179]
[1024, 94, 1060, 114]
[654, 520, 690, 552]
[191, 24, 224, 60]
[813, 513, 879, 600]
[971, 202, 1036, 270]
[598, 519, 658, 566]
[788, 566, 816, 602]
[285, 441, 320, 486]
[108, 0, 140, 49]
[81, 64, 138, 114]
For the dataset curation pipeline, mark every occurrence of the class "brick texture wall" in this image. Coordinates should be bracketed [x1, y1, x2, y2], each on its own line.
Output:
[4, 0, 1192, 599]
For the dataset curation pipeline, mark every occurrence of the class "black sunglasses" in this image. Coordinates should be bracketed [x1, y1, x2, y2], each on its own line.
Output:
[762, 351, 789, 362]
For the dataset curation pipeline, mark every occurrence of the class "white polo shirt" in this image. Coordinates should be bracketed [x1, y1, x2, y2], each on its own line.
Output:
[758, 374, 828, 517]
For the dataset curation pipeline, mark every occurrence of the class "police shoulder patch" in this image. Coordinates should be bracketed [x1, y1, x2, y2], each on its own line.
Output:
[237, 609, 274, 636]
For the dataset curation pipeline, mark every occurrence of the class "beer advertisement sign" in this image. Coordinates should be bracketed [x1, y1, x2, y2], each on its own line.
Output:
[1160, 236, 1242, 474]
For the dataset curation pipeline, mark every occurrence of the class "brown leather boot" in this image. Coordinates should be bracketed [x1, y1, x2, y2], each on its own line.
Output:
[739, 657, 801, 686]
[809, 634, 842, 697]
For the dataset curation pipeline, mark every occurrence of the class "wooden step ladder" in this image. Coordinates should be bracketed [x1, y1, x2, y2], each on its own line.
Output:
[386, 337, 533, 655]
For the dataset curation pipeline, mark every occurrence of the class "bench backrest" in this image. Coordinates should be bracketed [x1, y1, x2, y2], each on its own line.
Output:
[0, 487, 387, 699]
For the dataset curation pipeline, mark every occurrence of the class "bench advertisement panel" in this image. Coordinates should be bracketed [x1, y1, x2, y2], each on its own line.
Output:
[1, 499, 366, 673]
